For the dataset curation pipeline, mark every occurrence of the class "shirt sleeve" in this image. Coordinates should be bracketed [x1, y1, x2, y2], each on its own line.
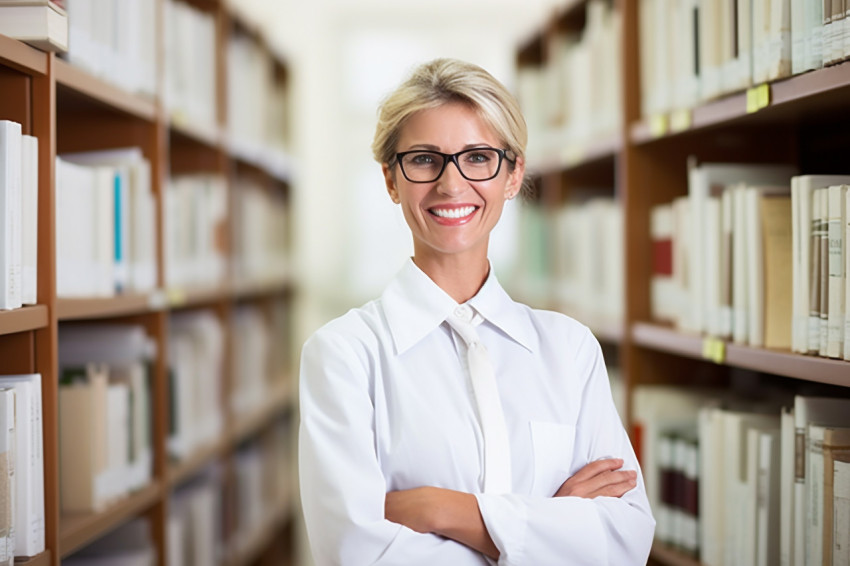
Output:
[299, 327, 486, 566]
[475, 328, 656, 566]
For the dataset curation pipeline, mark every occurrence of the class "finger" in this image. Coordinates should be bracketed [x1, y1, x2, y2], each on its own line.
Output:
[567, 458, 624, 484]
[557, 469, 636, 498]
[587, 476, 638, 499]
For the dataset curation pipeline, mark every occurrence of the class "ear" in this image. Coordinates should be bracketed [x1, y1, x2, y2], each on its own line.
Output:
[383, 163, 400, 204]
[505, 156, 526, 200]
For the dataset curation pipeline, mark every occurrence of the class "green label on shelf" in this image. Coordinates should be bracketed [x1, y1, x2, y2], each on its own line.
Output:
[746, 84, 771, 113]
[702, 337, 726, 364]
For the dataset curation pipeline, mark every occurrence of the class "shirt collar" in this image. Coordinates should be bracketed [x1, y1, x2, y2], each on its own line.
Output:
[381, 258, 537, 355]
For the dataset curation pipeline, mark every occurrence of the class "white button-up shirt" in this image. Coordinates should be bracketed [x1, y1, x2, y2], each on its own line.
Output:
[299, 259, 655, 566]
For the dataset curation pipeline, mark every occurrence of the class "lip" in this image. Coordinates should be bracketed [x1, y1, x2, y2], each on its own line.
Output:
[427, 204, 480, 226]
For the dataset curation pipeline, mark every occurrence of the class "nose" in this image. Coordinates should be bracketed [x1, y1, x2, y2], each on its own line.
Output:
[436, 159, 467, 196]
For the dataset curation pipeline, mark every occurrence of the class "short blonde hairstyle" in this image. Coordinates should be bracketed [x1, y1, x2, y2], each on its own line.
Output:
[372, 58, 531, 194]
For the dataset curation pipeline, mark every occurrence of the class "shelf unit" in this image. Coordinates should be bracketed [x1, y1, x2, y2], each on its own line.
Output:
[517, 0, 850, 564]
[0, 0, 296, 563]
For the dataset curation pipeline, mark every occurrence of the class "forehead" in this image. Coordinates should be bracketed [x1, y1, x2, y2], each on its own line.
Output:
[398, 102, 500, 150]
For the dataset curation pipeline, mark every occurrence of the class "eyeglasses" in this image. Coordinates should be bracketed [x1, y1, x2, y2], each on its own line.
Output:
[394, 147, 514, 183]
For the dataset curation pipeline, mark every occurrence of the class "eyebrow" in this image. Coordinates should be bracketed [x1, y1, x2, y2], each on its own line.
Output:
[403, 143, 495, 152]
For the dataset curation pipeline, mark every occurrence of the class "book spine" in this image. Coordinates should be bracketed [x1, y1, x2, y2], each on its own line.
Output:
[20, 135, 38, 306]
[819, 189, 831, 355]
[827, 186, 847, 358]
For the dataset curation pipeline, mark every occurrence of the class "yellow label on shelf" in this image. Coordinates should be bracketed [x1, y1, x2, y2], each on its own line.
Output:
[702, 337, 726, 364]
[650, 114, 668, 138]
[669, 109, 692, 132]
[563, 145, 584, 166]
[746, 84, 771, 113]
[167, 288, 186, 306]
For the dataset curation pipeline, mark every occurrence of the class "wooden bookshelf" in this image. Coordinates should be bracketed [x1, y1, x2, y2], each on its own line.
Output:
[0, 0, 296, 563]
[59, 483, 162, 558]
[518, 0, 850, 564]
[15, 551, 52, 566]
[0, 305, 48, 335]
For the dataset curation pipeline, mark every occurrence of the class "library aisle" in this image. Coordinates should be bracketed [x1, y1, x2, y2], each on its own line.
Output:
[4, 0, 850, 565]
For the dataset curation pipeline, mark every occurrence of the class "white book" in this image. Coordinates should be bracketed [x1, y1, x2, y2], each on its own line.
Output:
[766, 0, 793, 80]
[20, 135, 37, 306]
[827, 185, 848, 358]
[0, 2, 68, 52]
[756, 429, 781, 566]
[780, 406, 796, 566]
[0, 374, 44, 557]
[805, 0, 826, 69]
[792, 396, 850, 566]
[733, 183, 751, 343]
[792, 176, 850, 354]
[688, 161, 795, 336]
[846, 188, 850, 360]
[0, 121, 23, 311]
[105, 383, 130, 503]
[835, 458, 850, 566]
[818, 188, 831, 355]
[808, 424, 830, 566]
[791, 0, 809, 73]
[0, 388, 15, 566]
[700, 405, 726, 566]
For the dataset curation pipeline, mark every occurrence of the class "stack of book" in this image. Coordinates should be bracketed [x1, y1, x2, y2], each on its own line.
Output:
[633, 385, 850, 566]
[55, 148, 157, 298]
[0, 0, 67, 53]
[0, 374, 45, 561]
[57, 324, 155, 513]
[0, 121, 39, 310]
[232, 178, 289, 288]
[164, 175, 228, 292]
[639, 0, 850, 120]
[517, 0, 621, 170]
[63, 0, 157, 96]
[168, 310, 224, 461]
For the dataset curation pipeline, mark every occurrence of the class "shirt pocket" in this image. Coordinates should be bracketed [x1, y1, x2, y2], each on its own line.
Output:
[529, 421, 577, 497]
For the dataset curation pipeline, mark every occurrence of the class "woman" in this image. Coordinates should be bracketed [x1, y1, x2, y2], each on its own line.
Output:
[299, 58, 655, 565]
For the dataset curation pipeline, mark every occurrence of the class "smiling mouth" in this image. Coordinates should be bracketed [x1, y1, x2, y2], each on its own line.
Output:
[429, 206, 478, 219]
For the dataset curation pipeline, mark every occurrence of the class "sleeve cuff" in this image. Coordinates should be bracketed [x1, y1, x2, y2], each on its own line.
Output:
[475, 493, 527, 566]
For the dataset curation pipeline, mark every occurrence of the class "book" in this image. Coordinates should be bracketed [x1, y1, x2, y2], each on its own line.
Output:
[791, 175, 850, 354]
[0, 1, 68, 52]
[822, 428, 850, 566]
[834, 454, 850, 565]
[0, 374, 44, 558]
[759, 192, 793, 349]
[0, 121, 22, 311]
[792, 396, 850, 566]
[827, 185, 848, 358]
[20, 135, 37, 306]
[0, 389, 14, 566]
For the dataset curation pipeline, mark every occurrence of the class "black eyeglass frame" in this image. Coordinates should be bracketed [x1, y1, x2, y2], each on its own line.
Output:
[393, 147, 516, 183]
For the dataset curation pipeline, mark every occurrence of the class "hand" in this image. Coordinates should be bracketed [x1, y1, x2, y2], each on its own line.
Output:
[554, 458, 637, 499]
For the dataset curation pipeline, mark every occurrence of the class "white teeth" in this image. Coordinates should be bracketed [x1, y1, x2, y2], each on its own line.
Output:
[431, 206, 476, 218]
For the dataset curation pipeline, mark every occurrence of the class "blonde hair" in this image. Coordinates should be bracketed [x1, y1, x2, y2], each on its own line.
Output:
[372, 58, 532, 195]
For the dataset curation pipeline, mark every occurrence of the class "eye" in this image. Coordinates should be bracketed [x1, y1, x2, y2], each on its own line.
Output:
[408, 152, 438, 166]
[463, 150, 494, 165]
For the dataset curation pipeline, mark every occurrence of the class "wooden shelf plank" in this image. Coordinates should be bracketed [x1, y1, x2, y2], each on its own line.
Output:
[233, 277, 291, 300]
[54, 58, 157, 121]
[166, 284, 230, 309]
[60, 483, 162, 558]
[230, 384, 293, 446]
[167, 440, 226, 488]
[57, 294, 161, 321]
[169, 115, 223, 150]
[650, 541, 704, 566]
[631, 62, 850, 144]
[0, 33, 48, 75]
[13, 550, 52, 566]
[530, 132, 621, 175]
[632, 322, 850, 386]
[0, 304, 48, 335]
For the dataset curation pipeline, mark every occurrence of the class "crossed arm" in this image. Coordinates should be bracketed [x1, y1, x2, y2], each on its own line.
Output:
[384, 457, 638, 560]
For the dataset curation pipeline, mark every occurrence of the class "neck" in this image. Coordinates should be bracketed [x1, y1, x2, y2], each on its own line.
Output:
[412, 251, 490, 304]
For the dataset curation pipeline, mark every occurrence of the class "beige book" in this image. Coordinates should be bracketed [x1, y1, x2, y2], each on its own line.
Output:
[0, 389, 14, 566]
[834, 454, 850, 565]
[59, 365, 109, 513]
[761, 195, 793, 349]
[823, 428, 850, 566]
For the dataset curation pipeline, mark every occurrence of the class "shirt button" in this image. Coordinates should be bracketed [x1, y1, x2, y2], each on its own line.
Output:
[454, 305, 472, 321]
